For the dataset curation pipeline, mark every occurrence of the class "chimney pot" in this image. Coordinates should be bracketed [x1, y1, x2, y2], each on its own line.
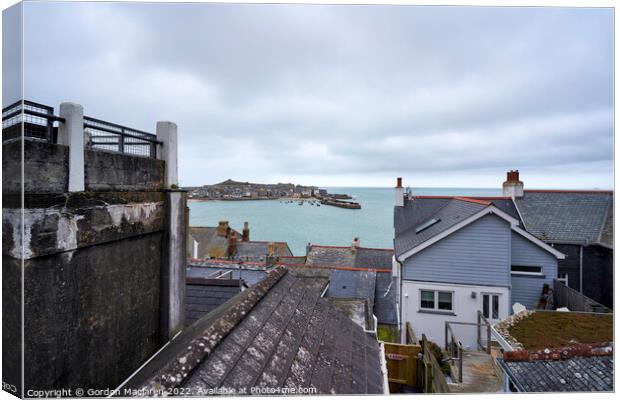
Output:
[395, 177, 405, 207]
[242, 221, 250, 242]
[396, 177, 403, 188]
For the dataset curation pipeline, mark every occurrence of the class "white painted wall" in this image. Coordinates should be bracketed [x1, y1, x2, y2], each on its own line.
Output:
[401, 280, 510, 349]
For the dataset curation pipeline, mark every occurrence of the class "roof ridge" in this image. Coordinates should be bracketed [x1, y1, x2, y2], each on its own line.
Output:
[131, 268, 288, 392]
[301, 264, 391, 273]
[453, 196, 492, 206]
[525, 189, 613, 194]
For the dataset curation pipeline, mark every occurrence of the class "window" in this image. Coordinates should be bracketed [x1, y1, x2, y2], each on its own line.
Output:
[483, 293, 500, 320]
[557, 272, 569, 286]
[511, 265, 543, 276]
[420, 290, 453, 312]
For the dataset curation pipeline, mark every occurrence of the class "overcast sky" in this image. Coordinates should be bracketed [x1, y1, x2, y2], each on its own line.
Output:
[7, 2, 614, 188]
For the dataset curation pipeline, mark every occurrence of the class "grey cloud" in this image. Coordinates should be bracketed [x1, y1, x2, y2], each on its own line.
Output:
[16, 2, 614, 188]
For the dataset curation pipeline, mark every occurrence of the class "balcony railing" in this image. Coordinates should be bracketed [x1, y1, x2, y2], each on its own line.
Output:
[2, 100, 162, 158]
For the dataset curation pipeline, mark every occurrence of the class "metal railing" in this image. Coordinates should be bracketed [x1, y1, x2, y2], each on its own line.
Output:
[2, 100, 65, 143]
[476, 310, 492, 353]
[445, 323, 463, 383]
[84, 115, 161, 158]
[2, 100, 162, 159]
[553, 279, 612, 313]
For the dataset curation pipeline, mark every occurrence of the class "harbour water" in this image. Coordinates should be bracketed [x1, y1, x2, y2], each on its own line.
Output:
[189, 187, 501, 255]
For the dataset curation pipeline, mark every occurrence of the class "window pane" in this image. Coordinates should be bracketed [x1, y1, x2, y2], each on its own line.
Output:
[421, 290, 435, 309]
[492, 295, 499, 319]
[511, 265, 542, 274]
[483, 294, 489, 318]
[438, 292, 452, 310]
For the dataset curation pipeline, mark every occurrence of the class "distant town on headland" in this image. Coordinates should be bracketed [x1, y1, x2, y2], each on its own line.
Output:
[183, 179, 361, 208]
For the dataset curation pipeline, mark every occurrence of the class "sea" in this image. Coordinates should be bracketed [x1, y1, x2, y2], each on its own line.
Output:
[188, 187, 501, 255]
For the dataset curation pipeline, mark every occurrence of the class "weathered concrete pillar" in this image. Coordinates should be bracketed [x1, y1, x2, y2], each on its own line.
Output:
[58, 102, 85, 192]
[156, 121, 178, 187]
[160, 189, 187, 340]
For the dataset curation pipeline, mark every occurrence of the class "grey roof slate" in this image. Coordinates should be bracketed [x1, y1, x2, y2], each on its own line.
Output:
[501, 356, 613, 392]
[374, 272, 398, 325]
[328, 270, 376, 309]
[394, 198, 487, 257]
[306, 246, 356, 267]
[515, 191, 613, 245]
[235, 241, 293, 262]
[185, 279, 243, 326]
[304, 246, 398, 326]
[187, 262, 269, 286]
[181, 269, 385, 394]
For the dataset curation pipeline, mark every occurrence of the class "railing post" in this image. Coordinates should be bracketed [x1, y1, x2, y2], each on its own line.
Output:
[487, 323, 492, 354]
[477, 311, 481, 350]
[444, 322, 448, 351]
[58, 102, 85, 192]
[156, 121, 178, 187]
[119, 127, 125, 154]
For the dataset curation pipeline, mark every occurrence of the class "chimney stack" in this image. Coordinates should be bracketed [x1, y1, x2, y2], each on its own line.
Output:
[242, 221, 250, 242]
[395, 177, 404, 207]
[217, 220, 230, 237]
[351, 237, 360, 250]
[502, 170, 524, 198]
[226, 231, 237, 259]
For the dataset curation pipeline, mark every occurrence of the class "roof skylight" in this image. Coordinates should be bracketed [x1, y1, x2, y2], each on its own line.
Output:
[415, 218, 441, 234]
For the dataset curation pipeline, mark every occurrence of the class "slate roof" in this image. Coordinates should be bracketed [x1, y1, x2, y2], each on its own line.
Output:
[304, 246, 397, 326]
[394, 197, 488, 257]
[235, 241, 293, 262]
[123, 268, 386, 395]
[500, 356, 613, 392]
[515, 190, 613, 246]
[305, 246, 356, 268]
[185, 278, 243, 326]
[187, 261, 270, 286]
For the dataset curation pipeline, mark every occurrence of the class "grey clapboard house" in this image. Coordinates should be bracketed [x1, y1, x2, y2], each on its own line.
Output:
[393, 177, 565, 348]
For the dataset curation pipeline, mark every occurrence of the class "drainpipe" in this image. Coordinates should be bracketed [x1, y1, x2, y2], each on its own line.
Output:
[579, 245, 583, 293]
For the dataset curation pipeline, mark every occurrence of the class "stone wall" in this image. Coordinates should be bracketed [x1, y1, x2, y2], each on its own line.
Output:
[2, 139, 164, 194]
[2, 191, 167, 391]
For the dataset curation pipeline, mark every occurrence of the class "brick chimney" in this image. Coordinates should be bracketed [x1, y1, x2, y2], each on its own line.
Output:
[217, 220, 229, 237]
[395, 177, 404, 207]
[242, 221, 250, 242]
[226, 231, 237, 258]
[502, 170, 524, 198]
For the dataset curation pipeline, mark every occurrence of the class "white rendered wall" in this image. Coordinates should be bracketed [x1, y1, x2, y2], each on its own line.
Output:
[401, 280, 510, 349]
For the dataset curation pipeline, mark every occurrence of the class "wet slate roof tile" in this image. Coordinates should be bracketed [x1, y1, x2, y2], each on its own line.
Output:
[515, 191, 613, 245]
[501, 356, 613, 392]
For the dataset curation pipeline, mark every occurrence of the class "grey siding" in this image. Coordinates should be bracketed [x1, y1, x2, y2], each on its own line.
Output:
[510, 232, 557, 309]
[402, 214, 511, 287]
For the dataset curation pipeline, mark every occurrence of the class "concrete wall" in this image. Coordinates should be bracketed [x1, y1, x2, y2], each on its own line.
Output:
[3, 139, 164, 194]
[2, 191, 167, 391]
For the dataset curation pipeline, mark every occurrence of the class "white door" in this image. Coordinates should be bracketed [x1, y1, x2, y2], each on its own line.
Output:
[482, 293, 501, 322]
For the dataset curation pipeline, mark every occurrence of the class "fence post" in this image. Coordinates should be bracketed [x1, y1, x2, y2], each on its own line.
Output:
[58, 102, 85, 192]
[156, 121, 178, 187]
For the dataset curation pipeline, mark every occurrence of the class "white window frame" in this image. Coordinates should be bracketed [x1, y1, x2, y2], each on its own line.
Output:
[482, 293, 501, 320]
[419, 289, 454, 313]
[510, 265, 543, 276]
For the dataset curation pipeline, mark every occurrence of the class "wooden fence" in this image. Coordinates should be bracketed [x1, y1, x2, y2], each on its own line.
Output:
[418, 334, 450, 393]
[405, 321, 418, 344]
[384, 342, 421, 390]
[553, 279, 612, 313]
